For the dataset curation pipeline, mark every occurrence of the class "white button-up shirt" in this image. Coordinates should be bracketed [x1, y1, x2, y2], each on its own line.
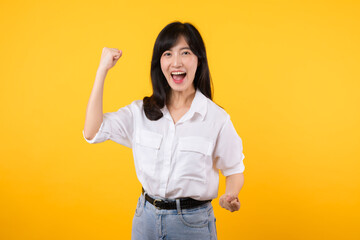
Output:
[83, 89, 245, 200]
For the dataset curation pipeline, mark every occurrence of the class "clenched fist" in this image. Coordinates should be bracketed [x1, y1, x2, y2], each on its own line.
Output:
[98, 47, 123, 72]
[219, 193, 240, 212]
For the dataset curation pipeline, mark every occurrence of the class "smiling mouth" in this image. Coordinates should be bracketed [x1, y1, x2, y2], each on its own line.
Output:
[171, 72, 186, 82]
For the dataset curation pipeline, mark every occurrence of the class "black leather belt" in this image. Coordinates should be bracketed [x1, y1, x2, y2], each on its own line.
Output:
[142, 187, 211, 210]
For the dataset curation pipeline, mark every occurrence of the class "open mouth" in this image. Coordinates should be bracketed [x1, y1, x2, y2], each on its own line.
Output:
[171, 72, 186, 83]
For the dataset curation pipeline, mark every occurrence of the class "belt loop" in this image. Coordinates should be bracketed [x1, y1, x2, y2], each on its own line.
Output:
[176, 199, 181, 214]
[142, 188, 147, 207]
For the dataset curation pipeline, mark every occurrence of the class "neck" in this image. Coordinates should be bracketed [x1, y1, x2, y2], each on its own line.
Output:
[167, 87, 196, 109]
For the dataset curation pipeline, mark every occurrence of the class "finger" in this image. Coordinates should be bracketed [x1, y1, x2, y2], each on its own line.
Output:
[227, 204, 236, 212]
[219, 198, 229, 209]
[114, 51, 123, 58]
[114, 52, 122, 59]
[223, 201, 234, 211]
[231, 201, 240, 208]
[229, 201, 240, 211]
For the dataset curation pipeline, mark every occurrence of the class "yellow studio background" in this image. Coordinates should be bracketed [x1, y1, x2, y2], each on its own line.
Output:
[1, 0, 359, 239]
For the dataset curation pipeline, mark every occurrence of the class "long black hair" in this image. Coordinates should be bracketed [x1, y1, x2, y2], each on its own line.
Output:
[143, 21, 213, 121]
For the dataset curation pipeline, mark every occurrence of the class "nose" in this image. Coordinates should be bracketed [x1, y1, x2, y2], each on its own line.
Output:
[172, 53, 182, 67]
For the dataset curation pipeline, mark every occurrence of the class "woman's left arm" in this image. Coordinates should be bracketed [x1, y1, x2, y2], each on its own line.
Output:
[219, 173, 244, 212]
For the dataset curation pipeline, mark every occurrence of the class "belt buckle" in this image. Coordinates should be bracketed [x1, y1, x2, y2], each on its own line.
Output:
[153, 199, 163, 209]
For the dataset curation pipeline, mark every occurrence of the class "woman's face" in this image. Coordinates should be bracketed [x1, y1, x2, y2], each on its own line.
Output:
[160, 35, 198, 94]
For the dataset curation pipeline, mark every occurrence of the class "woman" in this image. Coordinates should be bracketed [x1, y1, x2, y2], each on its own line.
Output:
[83, 21, 245, 240]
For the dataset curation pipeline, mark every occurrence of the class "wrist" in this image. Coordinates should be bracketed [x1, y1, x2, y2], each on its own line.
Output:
[224, 191, 240, 197]
[97, 66, 109, 74]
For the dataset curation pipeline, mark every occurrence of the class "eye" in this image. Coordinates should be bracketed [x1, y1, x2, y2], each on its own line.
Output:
[182, 51, 191, 55]
[163, 52, 171, 56]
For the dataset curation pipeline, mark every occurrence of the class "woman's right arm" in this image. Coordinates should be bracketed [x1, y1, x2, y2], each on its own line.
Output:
[83, 48, 122, 140]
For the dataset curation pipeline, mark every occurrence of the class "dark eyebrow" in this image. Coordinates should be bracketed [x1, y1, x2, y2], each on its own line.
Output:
[166, 47, 191, 51]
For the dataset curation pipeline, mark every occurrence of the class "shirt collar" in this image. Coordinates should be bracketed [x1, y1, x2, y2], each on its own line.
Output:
[161, 88, 208, 123]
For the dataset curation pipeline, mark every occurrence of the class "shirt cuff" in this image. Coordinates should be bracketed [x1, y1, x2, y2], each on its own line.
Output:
[82, 121, 108, 144]
[221, 153, 245, 176]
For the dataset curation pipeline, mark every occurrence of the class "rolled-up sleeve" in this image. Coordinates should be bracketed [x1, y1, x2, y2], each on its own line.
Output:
[82, 103, 134, 148]
[213, 115, 245, 176]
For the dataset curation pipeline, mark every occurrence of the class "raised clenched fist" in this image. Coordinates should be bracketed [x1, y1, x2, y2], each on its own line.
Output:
[98, 47, 122, 72]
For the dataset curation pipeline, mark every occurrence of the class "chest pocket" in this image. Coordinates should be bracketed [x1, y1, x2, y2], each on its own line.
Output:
[175, 136, 213, 183]
[135, 129, 163, 177]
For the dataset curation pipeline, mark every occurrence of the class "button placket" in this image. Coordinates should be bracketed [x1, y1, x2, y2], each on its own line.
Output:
[160, 122, 175, 196]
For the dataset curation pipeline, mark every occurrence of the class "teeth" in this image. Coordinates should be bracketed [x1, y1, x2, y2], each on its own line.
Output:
[172, 72, 186, 75]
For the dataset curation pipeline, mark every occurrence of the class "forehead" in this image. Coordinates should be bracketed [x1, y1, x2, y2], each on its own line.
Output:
[169, 35, 190, 50]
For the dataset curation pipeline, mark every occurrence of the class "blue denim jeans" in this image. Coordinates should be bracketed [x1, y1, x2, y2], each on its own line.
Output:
[131, 192, 217, 240]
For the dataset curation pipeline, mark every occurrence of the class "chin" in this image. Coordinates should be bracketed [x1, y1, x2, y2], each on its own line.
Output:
[168, 81, 194, 93]
[169, 85, 192, 93]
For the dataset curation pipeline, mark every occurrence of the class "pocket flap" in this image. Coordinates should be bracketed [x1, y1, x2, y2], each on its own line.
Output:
[178, 136, 213, 156]
[136, 129, 163, 149]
